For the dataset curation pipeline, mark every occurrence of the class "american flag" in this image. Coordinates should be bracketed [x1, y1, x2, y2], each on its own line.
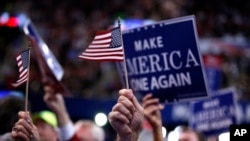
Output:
[12, 49, 30, 87]
[78, 27, 124, 61]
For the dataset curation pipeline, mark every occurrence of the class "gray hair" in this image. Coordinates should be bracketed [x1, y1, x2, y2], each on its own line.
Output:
[74, 120, 105, 141]
[0, 133, 15, 141]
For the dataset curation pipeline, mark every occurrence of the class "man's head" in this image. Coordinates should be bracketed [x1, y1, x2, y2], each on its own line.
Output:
[0, 96, 25, 134]
[74, 120, 105, 141]
[32, 110, 58, 141]
[178, 126, 206, 141]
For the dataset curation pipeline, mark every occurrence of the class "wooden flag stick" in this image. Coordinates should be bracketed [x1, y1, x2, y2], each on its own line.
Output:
[25, 42, 31, 111]
[117, 17, 129, 89]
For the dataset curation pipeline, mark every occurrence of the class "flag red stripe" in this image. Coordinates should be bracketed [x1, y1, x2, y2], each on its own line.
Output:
[78, 56, 123, 61]
[95, 29, 112, 36]
[94, 35, 111, 41]
[17, 74, 28, 82]
[82, 52, 123, 56]
[78, 27, 123, 62]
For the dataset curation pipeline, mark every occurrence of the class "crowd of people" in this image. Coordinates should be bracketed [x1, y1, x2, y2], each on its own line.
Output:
[0, 79, 206, 141]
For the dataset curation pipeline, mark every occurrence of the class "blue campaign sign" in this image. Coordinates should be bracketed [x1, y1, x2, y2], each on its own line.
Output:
[117, 15, 209, 102]
[190, 87, 237, 136]
[22, 19, 64, 81]
[205, 67, 221, 92]
[203, 55, 223, 93]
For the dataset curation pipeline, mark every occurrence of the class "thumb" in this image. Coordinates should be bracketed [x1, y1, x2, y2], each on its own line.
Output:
[18, 111, 26, 119]
[131, 93, 143, 112]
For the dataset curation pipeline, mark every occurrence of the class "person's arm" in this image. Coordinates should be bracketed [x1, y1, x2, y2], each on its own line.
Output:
[11, 111, 40, 141]
[43, 86, 71, 127]
[142, 94, 165, 141]
[43, 85, 78, 141]
[108, 89, 144, 141]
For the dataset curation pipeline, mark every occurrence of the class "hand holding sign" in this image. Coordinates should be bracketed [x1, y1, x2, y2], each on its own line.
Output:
[108, 89, 143, 141]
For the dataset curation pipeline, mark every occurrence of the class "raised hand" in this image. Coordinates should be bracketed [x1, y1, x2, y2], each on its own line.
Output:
[142, 94, 164, 141]
[11, 111, 40, 141]
[43, 85, 70, 127]
[108, 89, 144, 141]
[142, 94, 164, 129]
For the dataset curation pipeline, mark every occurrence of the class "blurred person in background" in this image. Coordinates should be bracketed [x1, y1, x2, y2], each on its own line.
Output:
[0, 95, 27, 141]
[140, 93, 165, 141]
[74, 120, 105, 141]
[31, 110, 59, 141]
[43, 85, 78, 141]
[178, 126, 206, 141]
[9, 95, 77, 141]
[10, 109, 58, 141]
[10, 83, 100, 141]
[43, 82, 105, 141]
[108, 89, 144, 141]
[0, 96, 25, 135]
[41, 66, 105, 141]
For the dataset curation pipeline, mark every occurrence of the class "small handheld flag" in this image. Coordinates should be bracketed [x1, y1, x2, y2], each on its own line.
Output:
[78, 18, 129, 89]
[78, 27, 124, 62]
[12, 49, 31, 87]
